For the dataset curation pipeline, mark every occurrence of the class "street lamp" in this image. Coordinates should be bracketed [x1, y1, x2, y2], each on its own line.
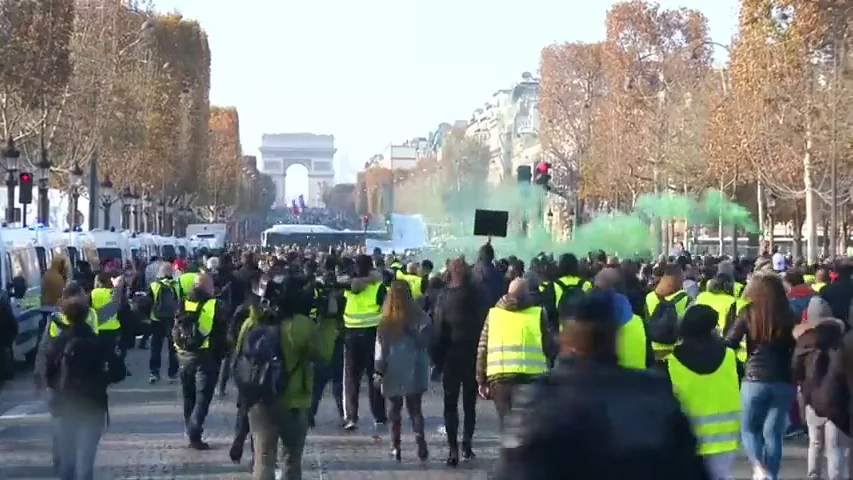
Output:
[164, 201, 174, 235]
[99, 175, 114, 230]
[142, 191, 152, 231]
[68, 162, 83, 229]
[120, 186, 133, 230]
[157, 198, 165, 233]
[3, 138, 19, 225]
[36, 146, 51, 226]
[130, 189, 141, 232]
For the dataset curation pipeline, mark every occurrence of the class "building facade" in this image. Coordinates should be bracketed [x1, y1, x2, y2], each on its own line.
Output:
[258, 133, 336, 208]
[466, 72, 541, 184]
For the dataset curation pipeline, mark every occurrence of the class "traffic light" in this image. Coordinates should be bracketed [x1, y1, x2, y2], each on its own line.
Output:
[533, 162, 552, 190]
[18, 171, 33, 204]
[517, 165, 532, 184]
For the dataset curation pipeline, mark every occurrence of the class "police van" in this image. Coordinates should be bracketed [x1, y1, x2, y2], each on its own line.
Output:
[0, 228, 44, 363]
[88, 229, 130, 266]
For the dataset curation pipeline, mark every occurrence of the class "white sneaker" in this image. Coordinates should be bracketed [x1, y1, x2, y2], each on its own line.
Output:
[752, 464, 769, 480]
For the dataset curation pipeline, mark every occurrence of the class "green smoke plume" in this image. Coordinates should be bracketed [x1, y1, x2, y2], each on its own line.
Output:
[408, 182, 756, 262]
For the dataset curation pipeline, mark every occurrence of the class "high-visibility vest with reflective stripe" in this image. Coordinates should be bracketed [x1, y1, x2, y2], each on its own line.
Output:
[668, 348, 740, 456]
[645, 290, 690, 357]
[178, 272, 197, 299]
[694, 291, 736, 332]
[485, 306, 548, 377]
[814, 282, 827, 292]
[401, 273, 423, 298]
[617, 314, 647, 369]
[91, 287, 120, 331]
[149, 280, 179, 321]
[733, 299, 750, 362]
[173, 299, 216, 351]
[49, 309, 99, 337]
[343, 282, 381, 329]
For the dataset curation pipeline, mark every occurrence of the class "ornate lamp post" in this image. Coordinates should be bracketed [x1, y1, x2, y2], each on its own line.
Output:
[99, 176, 114, 230]
[37, 147, 51, 225]
[142, 192, 152, 232]
[68, 162, 84, 229]
[3, 138, 19, 225]
[130, 190, 140, 232]
[156, 198, 165, 233]
[120, 186, 133, 229]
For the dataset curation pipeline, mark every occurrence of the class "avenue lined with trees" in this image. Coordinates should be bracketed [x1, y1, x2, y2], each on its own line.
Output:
[0, 0, 268, 234]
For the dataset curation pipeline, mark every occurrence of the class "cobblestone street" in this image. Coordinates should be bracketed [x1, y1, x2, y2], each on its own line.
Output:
[0, 348, 810, 479]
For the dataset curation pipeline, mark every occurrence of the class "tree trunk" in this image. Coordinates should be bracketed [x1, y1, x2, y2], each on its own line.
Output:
[804, 123, 818, 262]
[793, 203, 803, 259]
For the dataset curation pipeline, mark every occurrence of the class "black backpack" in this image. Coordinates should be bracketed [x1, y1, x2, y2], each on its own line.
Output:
[53, 327, 105, 397]
[152, 280, 180, 321]
[646, 292, 687, 345]
[172, 299, 211, 352]
[234, 324, 287, 405]
[556, 279, 589, 319]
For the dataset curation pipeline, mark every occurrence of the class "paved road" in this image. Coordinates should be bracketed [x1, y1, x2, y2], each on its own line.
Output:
[0, 348, 811, 479]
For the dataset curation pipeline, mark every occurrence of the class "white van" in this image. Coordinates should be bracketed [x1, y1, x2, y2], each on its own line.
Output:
[0, 228, 44, 363]
[87, 229, 130, 266]
[135, 233, 159, 260]
[159, 235, 178, 260]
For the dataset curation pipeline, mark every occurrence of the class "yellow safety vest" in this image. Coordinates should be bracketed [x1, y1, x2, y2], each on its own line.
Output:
[734, 282, 745, 298]
[401, 273, 423, 298]
[617, 314, 647, 369]
[343, 282, 382, 329]
[804, 274, 815, 284]
[668, 348, 740, 456]
[733, 299, 750, 362]
[556, 276, 592, 302]
[539, 281, 562, 310]
[485, 306, 548, 377]
[149, 280, 179, 321]
[814, 282, 827, 292]
[645, 290, 690, 358]
[178, 272, 198, 299]
[694, 291, 736, 332]
[173, 299, 216, 351]
[91, 287, 120, 331]
[49, 309, 99, 337]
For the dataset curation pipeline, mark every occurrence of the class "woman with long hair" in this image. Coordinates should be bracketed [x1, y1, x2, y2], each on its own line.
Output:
[725, 274, 796, 480]
[374, 280, 433, 461]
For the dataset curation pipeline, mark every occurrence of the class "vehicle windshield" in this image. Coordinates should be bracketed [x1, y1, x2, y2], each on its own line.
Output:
[97, 248, 123, 263]
[162, 245, 176, 258]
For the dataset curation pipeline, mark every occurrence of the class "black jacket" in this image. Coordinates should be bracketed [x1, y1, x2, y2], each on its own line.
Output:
[431, 281, 489, 376]
[820, 278, 853, 327]
[794, 318, 849, 433]
[35, 323, 123, 416]
[725, 305, 795, 383]
[496, 355, 709, 480]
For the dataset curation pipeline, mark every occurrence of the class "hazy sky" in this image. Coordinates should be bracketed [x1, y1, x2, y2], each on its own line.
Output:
[155, 0, 739, 198]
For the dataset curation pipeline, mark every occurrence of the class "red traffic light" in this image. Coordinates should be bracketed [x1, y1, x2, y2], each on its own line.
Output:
[536, 162, 551, 173]
[19, 173, 30, 182]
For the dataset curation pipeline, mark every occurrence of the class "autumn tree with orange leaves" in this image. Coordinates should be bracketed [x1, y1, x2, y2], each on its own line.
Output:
[200, 106, 241, 221]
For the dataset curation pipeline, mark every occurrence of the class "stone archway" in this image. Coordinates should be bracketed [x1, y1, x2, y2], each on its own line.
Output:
[258, 133, 336, 208]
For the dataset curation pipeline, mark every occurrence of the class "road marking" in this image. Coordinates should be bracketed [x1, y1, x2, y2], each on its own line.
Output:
[0, 401, 42, 420]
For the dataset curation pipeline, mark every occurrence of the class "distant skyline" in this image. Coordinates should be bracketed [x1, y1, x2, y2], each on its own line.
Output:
[155, 0, 739, 199]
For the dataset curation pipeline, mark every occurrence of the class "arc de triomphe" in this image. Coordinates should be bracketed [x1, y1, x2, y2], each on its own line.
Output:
[258, 133, 336, 208]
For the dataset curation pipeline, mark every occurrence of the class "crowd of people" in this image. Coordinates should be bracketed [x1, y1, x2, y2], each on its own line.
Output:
[13, 238, 853, 479]
[267, 206, 361, 231]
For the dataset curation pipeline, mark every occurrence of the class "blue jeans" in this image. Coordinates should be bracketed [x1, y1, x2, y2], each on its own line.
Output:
[52, 410, 105, 480]
[741, 381, 796, 480]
